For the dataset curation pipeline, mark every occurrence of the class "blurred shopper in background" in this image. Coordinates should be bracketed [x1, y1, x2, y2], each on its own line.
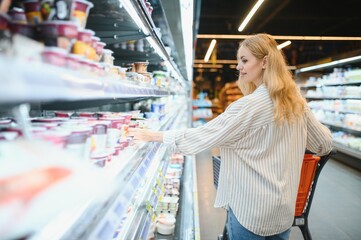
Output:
[129, 33, 333, 240]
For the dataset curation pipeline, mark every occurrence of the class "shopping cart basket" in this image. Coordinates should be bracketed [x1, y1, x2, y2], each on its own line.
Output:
[212, 149, 336, 240]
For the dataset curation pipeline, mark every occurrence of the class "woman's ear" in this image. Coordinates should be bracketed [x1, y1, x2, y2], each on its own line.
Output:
[262, 56, 268, 69]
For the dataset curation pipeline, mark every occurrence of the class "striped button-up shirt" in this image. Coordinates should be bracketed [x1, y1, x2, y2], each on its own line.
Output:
[163, 84, 333, 236]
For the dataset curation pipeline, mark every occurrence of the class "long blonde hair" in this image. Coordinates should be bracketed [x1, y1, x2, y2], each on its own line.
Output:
[237, 33, 306, 124]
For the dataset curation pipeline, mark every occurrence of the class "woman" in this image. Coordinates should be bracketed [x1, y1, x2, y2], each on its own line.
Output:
[128, 33, 333, 239]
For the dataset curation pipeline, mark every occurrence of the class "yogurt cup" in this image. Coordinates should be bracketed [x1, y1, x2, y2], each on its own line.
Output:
[34, 130, 70, 148]
[91, 150, 108, 167]
[53, 0, 73, 20]
[71, 0, 93, 28]
[8, 21, 35, 38]
[66, 53, 83, 70]
[8, 7, 26, 23]
[96, 41, 106, 55]
[134, 61, 148, 73]
[0, 13, 10, 30]
[23, 0, 43, 24]
[39, 20, 78, 50]
[41, 47, 68, 67]
[101, 49, 114, 65]
[77, 28, 94, 44]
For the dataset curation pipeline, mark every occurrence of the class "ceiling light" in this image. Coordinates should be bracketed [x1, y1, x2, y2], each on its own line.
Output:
[296, 55, 361, 73]
[238, 0, 265, 32]
[193, 64, 223, 68]
[277, 40, 291, 49]
[197, 34, 361, 41]
[204, 39, 217, 62]
[195, 59, 238, 64]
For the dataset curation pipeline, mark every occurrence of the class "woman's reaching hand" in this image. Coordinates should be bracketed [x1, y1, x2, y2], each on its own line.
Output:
[127, 128, 163, 144]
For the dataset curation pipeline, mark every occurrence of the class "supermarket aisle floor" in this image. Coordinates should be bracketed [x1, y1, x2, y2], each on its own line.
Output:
[195, 150, 361, 240]
[196, 150, 226, 239]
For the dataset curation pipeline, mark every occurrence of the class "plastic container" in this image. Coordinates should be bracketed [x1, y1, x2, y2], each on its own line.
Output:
[23, 0, 42, 24]
[66, 53, 83, 70]
[8, 7, 26, 23]
[39, 20, 78, 50]
[90, 150, 107, 167]
[41, 47, 68, 67]
[52, 0, 73, 20]
[156, 213, 176, 235]
[34, 130, 70, 149]
[96, 41, 106, 55]
[101, 49, 114, 65]
[0, 13, 10, 30]
[8, 22, 35, 39]
[54, 111, 73, 118]
[295, 154, 321, 216]
[77, 28, 94, 44]
[71, 0, 93, 28]
[134, 61, 148, 73]
[72, 29, 96, 59]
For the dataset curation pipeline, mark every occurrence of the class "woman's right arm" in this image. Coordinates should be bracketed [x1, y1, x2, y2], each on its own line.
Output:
[305, 107, 333, 155]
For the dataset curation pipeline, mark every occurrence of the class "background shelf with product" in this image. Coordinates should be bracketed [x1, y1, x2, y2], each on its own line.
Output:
[296, 59, 361, 171]
[192, 92, 213, 127]
[0, 0, 199, 239]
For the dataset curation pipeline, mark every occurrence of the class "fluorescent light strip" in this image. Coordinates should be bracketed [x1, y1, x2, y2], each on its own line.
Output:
[180, 0, 194, 81]
[204, 39, 217, 62]
[121, 0, 149, 35]
[277, 40, 291, 49]
[195, 59, 238, 64]
[197, 34, 361, 41]
[238, 0, 264, 32]
[193, 64, 223, 68]
[193, 59, 296, 70]
[297, 55, 361, 73]
[146, 36, 167, 60]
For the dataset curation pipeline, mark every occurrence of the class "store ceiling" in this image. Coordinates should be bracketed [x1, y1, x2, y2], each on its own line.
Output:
[194, 0, 361, 86]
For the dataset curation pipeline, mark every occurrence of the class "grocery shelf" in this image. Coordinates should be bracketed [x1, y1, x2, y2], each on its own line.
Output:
[0, 0, 194, 239]
[120, 146, 169, 240]
[87, 0, 147, 44]
[120, 106, 189, 239]
[306, 96, 361, 100]
[300, 80, 361, 88]
[29, 106, 182, 240]
[175, 155, 201, 240]
[333, 142, 361, 160]
[0, 56, 171, 107]
[309, 107, 361, 115]
[192, 117, 213, 121]
[111, 49, 163, 64]
[322, 122, 361, 137]
[87, 0, 186, 85]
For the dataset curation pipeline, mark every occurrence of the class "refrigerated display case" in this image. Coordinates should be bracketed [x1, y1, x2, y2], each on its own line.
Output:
[0, 0, 199, 239]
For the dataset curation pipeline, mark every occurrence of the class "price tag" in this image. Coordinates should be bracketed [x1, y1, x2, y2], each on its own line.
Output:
[156, 178, 162, 187]
[146, 202, 152, 213]
[152, 213, 157, 222]
[152, 187, 157, 195]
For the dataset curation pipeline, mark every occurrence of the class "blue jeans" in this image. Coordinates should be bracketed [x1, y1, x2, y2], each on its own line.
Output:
[226, 208, 291, 240]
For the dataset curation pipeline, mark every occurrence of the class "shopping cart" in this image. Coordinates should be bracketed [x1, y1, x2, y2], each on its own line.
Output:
[212, 149, 336, 240]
